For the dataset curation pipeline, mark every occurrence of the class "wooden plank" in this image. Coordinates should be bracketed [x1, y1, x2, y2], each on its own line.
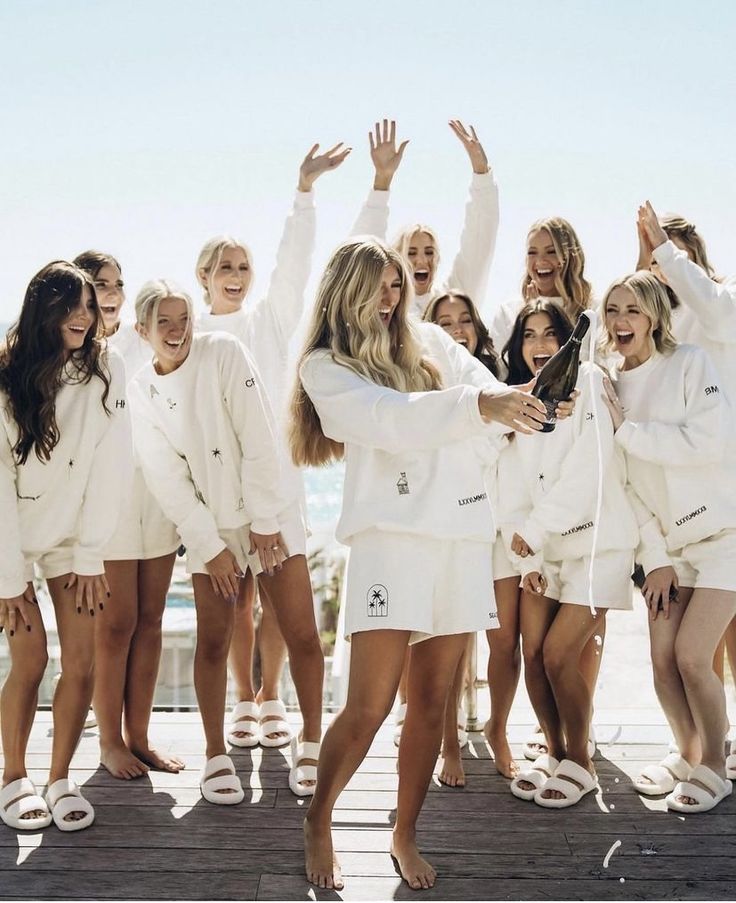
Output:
[0, 871, 259, 900]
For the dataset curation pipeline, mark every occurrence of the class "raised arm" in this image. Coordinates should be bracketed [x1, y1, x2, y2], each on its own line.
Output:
[444, 120, 499, 303]
[350, 119, 409, 239]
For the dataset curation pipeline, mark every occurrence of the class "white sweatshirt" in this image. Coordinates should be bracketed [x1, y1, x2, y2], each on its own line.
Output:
[107, 322, 151, 383]
[351, 172, 500, 317]
[0, 350, 132, 598]
[496, 363, 638, 577]
[613, 344, 736, 567]
[128, 332, 287, 565]
[299, 323, 507, 544]
[653, 240, 736, 405]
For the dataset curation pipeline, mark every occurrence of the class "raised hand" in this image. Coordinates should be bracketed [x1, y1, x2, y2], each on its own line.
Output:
[601, 376, 625, 432]
[449, 120, 489, 174]
[523, 279, 540, 302]
[638, 200, 668, 252]
[298, 143, 352, 192]
[368, 119, 409, 191]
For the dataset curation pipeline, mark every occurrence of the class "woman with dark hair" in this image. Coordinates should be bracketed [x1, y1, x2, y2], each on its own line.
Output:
[0, 261, 131, 831]
[73, 250, 182, 781]
[424, 291, 501, 377]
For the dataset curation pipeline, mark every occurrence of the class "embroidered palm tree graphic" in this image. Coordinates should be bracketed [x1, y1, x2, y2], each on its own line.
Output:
[212, 448, 223, 464]
[367, 584, 388, 617]
[68, 458, 74, 469]
[538, 473, 545, 487]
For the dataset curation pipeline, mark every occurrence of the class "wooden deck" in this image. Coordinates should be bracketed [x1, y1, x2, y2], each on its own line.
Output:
[2, 605, 735, 901]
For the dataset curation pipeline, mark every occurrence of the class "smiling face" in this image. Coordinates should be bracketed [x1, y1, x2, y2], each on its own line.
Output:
[521, 312, 561, 374]
[59, 285, 96, 356]
[202, 245, 252, 314]
[604, 285, 653, 369]
[434, 296, 478, 355]
[405, 230, 437, 296]
[376, 264, 403, 327]
[526, 228, 562, 296]
[142, 296, 192, 374]
[93, 262, 125, 334]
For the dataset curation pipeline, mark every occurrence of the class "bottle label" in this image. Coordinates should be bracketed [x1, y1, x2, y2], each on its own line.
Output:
[541, 399, 557, 432]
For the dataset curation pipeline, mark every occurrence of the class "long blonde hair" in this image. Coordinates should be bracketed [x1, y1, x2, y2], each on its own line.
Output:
[393, 223, 440, 273]
[523, 217, 592, 319]
[660, 214, 717, 279]
[196, 236, 254, 306]
[601, 271, 678, 357]
[290, 238, 442, 467]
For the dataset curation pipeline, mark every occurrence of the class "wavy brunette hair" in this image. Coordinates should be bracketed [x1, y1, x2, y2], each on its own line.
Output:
[423, 291, 501, 377]
[502, 299, 574, 385]
[290, 238, 442, 467]
[73, 249, 122, 279]
[0, 261, 110, 464]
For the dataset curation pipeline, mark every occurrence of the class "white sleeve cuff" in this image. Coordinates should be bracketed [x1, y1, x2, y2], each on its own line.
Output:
[73, 547, 105, 578]
[365, 189, 390, 207]
[250, 516, 281, 536]
[652, 240, 677, 265]
[471, 170, 494, 189]
[294, 189, 315, 209]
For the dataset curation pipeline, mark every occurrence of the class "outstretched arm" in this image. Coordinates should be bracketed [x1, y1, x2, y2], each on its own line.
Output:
[297, 142, 351, 193]
[350, 119, 409, 239]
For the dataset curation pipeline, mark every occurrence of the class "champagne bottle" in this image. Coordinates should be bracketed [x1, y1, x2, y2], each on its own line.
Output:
[532, 311, 590, 432]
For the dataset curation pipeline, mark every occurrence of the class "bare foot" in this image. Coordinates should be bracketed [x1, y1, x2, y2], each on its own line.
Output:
[100, 744, 149, 780]
[304, 816, 344, 890]
[131, 745, 185, 774]
[438, 747, 465, 788]
[256, 691, 291, 745]
[484, 723, 519, 779]
[390, 834, 437, 890]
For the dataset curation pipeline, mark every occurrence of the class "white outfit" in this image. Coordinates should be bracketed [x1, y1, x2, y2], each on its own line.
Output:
[351, 172, 500, 317]
[300, 322, 507, 640]
[653, 239, 736, 405]
[104, 322, 180, 560]
[0, 350, 132, 598]
[496, 363, 638, 609]
[197, 190, 315, 554]
[612, 344, 736, 589]
[128, 332, 288, 576]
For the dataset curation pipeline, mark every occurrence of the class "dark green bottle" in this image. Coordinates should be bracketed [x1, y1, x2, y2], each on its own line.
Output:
[532, 311, 590, 432]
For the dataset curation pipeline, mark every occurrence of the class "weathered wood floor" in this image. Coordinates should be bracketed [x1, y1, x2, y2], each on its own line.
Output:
[1, 708, 735, 901]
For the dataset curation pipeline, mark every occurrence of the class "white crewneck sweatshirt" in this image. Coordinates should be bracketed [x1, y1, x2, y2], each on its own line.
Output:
[0, 349, 132, 597]
[107, 322, 151, 383]
[351, 172, 500, 317]
[128, 332, 287, 565]
[613, 344, 736, 563]
[653, 240, 736, 405]
[496, 363, 638, 576]
[299, 322, 507, 545]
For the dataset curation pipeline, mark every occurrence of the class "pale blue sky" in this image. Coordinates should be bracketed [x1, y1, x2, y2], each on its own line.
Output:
[1, 0, 734, 323]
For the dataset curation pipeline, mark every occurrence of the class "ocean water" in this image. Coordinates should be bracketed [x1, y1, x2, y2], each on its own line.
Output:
[304, 464, 344, 533]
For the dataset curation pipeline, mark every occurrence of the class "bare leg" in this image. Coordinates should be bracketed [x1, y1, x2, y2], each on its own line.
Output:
[47, 575, 97, 823]
[438, 636, 471, 787]
[125, 552, 181, 772]
[304, 629, 410, 890]
[228, 567, 256, 703]
[254, 591, 289, 743]
[713, 635, 726, 683]
[1, 601, 47, 821]
[392, 632, 470, 889]
[485, 576, 521, 777]
[94, 560, 148, 780]
[725, 617, 736, 686]
[396, 648, 411, 706]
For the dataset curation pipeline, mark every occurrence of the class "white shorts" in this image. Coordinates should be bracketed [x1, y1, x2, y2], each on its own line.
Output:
[104, 468, 180, 561]
[25, 541, 76, 584]
[543, 550, 634, 610]
[670, 529, 736, 593]
[185, 503, 308, 577]
[343, 529, 498, 644]
[493, 536, 520, 582]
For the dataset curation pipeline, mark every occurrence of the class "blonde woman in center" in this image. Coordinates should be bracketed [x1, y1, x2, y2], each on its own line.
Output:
[291, 237, 551, 890]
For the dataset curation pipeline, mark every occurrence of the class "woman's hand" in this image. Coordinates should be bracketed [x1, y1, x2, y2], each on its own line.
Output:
[66, 573, 110, 616]
[205, 548, 243, 600]
[298, 142, 352, 192]
[249, 530, 289, 578]
[512, 379, 578, 421]
[448, 119, 489, 174]
[636, 213, 655, 269]
[642, 566, 679, 620]
[523, 279, 540, 302]
[478, 388, 546, 434]
[522, 571, 548, 595]
[511, 533, 534, 557]
[601, 376, 625, 432]
[638, 200, 668, 253]
[0, 582, 38, 635]
[368, 120, 409, 191]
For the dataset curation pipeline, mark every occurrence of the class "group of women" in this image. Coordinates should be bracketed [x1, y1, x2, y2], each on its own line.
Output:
[0, 119, 735, 893]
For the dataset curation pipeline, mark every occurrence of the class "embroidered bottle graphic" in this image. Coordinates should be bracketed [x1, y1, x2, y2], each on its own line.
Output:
[367, 584, 389, 617]
[396, 472, 410, 496]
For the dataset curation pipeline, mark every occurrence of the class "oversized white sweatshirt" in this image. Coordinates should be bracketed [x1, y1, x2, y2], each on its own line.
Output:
[496, 363, 638, 577]
[299, 322, 508, 544]
[0, 350, 132, 598]
[613, 344, 736, 568]
[653, 240, 736, 405]
[128, 332, 287, 565]
[197, 191, 315, 511]
[107, 322, 151, 383]
[351, 172, 500, 317]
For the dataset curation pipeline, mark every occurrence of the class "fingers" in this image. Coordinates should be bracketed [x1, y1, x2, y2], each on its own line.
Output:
[368, 131, 375, 152]
[397, 139, 409, 161]
[304, 142, 319, 161]
[8, 606, 17, 636]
